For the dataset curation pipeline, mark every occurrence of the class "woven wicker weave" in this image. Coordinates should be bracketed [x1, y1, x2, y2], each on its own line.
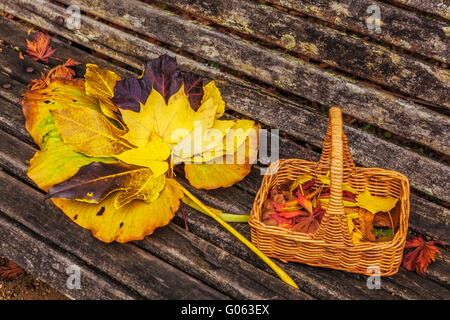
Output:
[249, 107, 410, 276]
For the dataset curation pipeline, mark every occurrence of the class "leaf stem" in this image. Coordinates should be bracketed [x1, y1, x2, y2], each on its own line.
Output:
[181, 196, 249, 223]
[181, 186, 299, 289]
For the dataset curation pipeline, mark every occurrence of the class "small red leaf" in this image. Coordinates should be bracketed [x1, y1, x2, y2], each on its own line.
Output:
[402, 237, 444, 275]
[26, 32, 56, 63]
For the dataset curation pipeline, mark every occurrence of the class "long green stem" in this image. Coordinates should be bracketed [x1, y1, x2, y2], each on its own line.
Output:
[181, 196, 249, 222]
[181, 186, 299, 290]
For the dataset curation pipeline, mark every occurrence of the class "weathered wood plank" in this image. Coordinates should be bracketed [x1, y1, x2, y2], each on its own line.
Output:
[137, 224, 312, 299]
[1, 0, 449, 202]
[3, 0, 449, 157]
[0, 171, 228, 300]
[160, 0, 450, 107]
[269, 0, 450, 62]
[390, 0, 450, 20]
[426, 249, 450, 288]
[0, 213, 140, 300]
[0, 96, 33, 145]
[54, 0, 450, 150]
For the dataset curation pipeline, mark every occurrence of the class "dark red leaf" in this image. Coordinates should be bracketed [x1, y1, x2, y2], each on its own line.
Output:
[182, 72, 203, 110]
[112, 77, 150, 112]
[113, 54, 205, 112]
[142, 54, 181, 103]
[402, 237, 444, 275]
[47, 162, 152, 203]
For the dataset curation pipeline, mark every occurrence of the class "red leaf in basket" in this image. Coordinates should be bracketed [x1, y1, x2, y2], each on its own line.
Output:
[301, 179, 316, 192]
[343, 190, 357, 202]
[292, 207, 325, 233]
[293, 215, 320, 233]
[278, 210, 309, 218]
[296, 189, 313, 214]
[402, 237, 444, 275]
[270, 214, 291, 226]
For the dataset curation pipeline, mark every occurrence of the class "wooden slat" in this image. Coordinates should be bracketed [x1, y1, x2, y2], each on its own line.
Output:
[0, 213, 140, 300]
[159, 0, 450, 108]
[0, 171, 228, 299]
[138, 224, 311, 299]
[390, 0, 450, 20]
[0, 1, 449, 203]
[269, 0, 450, 62]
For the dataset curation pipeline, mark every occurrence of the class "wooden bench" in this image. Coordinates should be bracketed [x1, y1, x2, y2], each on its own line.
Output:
[0, 0, 448, 299]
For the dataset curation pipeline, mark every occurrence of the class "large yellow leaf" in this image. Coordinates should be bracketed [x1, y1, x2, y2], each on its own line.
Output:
[120, 85, 220, 147]
[173, 119, 257, 164]
[171, 119, 235, 163]
[51, 107, 133, 157]
[115, 134, 170, 177]
[356, 189, 399, 214]
[52, 178, 183, 243]
[202, 81, 225, 119]
[84, 64, 121, 120]
[22, 79, 100, 147]
[184, 129, 258, 189]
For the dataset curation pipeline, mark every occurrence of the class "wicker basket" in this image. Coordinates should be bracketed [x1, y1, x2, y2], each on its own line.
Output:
[249, 107, 410, 276]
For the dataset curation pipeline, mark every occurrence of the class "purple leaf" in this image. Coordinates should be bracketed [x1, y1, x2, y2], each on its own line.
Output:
[112, 78, 150, 112]
[183, 72, 203, 110]
[142, 54, 182, 103]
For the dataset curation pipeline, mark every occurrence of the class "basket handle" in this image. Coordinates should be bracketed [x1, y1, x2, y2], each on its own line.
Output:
[313, 108, 353, 245]
[318, 109, 355, 172]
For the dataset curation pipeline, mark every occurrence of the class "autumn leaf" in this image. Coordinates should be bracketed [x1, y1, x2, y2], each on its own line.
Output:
[356, 189, 398, 214]
[48, 162, 166, 208]
[51, 107, 133, 157]
[0, 261, 24, 280]
[112, 54, 205, 112]
[50, 58, 80, 80]
[402, 237, 444, 275]
[52, 178, 184, 243]
[28, 59, 80, 91]
[182, 72, 204, 110]
[24, 56, 257, 241]
[26, 32, 56, 63]
[84, 64, 121, 120]
[358, 208, 376, 241]
[28, 72, 50, 91]
[296, 189, 313, 214]
[289, 175, 313, 193]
